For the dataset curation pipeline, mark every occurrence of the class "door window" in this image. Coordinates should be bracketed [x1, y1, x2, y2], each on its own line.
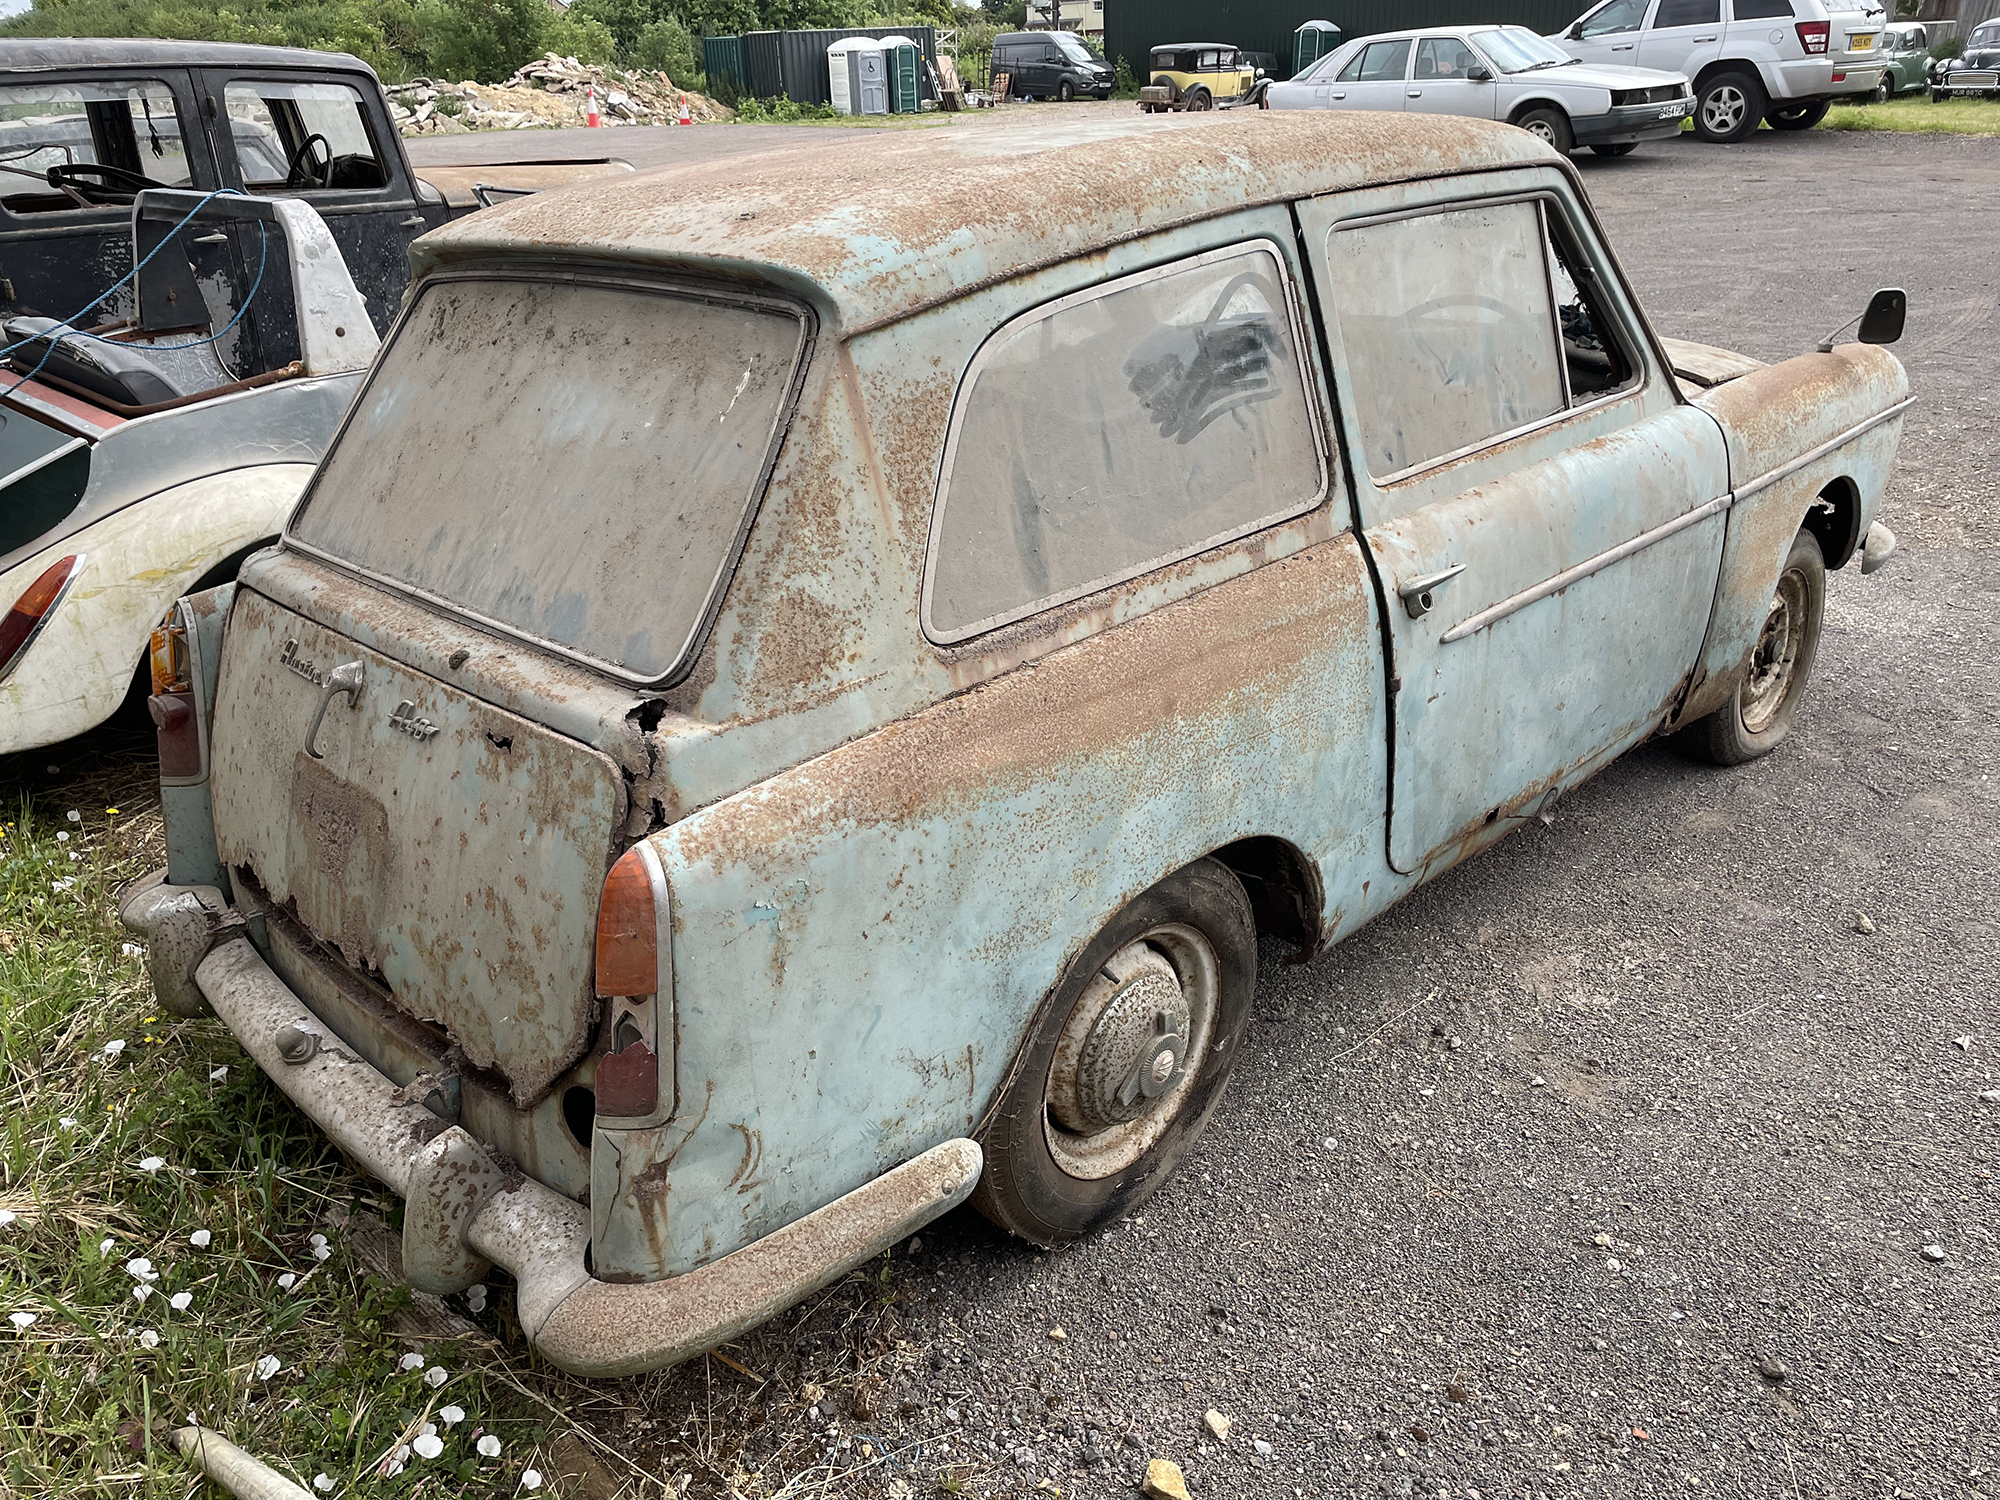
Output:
[1345, 39, 1413, 81]
[224, 80, 385, 192]
[1651, 0, 1721, 25]
[0, 80, 191, 214]
[925, 241, 1327, 643]
[1327, 202, 1566, 477]
[1578, 0, 1649, 37]
[1414, 38, 1482, 77]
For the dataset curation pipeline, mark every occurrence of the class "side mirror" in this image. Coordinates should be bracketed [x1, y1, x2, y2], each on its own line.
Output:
[1858, 286, 1907, 344]
[1568, 22, 1585, 39]
[1467, 64, 1493, 81]
[1816, 286, 1906, 352]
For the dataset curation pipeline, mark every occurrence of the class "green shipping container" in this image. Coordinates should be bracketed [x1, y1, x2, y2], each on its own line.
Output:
[702, 34, 747, 96]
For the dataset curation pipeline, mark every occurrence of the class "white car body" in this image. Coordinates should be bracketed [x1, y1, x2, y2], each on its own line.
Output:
[1266, 26, 1693, 154]
[1553, 0, 1886, 139]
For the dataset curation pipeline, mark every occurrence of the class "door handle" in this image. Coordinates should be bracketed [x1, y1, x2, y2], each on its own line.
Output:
[1407, 88, 1423, 96]
[1693, 33, 1718, 40]
[191, 230, 227, 244]
[1399, 564, 1467, 620]
[1331, 90, 1346, 99]
[1611, 43, 1635, 50]
[305, 660, 364, 760]
[399, 214, 426, 228]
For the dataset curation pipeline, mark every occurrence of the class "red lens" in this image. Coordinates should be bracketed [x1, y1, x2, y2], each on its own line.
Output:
[1797, 21, 1831, 53]
[0, 554, 82, 681]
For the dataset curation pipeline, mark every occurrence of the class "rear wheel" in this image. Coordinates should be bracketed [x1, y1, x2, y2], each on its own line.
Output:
[1514, 106, 1574, 154]
[1057, 78, 1075, 102]
[970, 859, 1257, 1246]
[1695, 71, 1766, 141]
[1676, 532, 1826, 765]
[1768, 98, 1830, 129]
[1590, 142, 1639, 156]
[1874, 74, 1894, 101]
[1186, 87, 1213, 111]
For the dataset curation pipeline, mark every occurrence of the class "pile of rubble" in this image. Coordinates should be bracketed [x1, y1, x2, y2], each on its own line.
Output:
[388, 54, 734, 134]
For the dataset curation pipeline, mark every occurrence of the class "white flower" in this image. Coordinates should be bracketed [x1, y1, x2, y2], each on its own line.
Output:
[382, 1451, 407, 1478]
[56, 830, 70, 842]
[0, 1210, 14, 1227]
[252, 1354, 281, 1382]
[51, 878, 75, 892]
[168, 1291, 193, 1312]
[423, 1365, 448, 1388]
[121, 942, 144, 957]
[8, 1312, 34, 1329]
[313, 1476, 333, 1493]
[309, 1233, 331, 1262]
[418, 1423, 437, 1439]
[208, 1066, 228, 1082]
[464, 1283, 488, 1313]
[132, 1285, 152, 1303]
[413, 1434, 443, 1460]
[137, 1156, 165, 1174]
[65, 809, 80, 823]
[276, 1273, 296, 1291]
[397, 1352, 425, 1372]
[61, 1117, 80, 1130]
[190, 1230, 211, 1248]
[98, 1237, 114, 1256]
[102, 1040, 125, 1058]
[476, 1435, 501, 1459]
[439, 1406, 465, 1426]
[521, 1470, 543, 1492]
[308, 1233, 328, 1249]
[138, 1329, 160, 1348]
[125, 1257, 158, 1282]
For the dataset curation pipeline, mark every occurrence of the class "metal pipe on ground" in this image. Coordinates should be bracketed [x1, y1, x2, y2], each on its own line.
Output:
[169, 1428, 316, 1500]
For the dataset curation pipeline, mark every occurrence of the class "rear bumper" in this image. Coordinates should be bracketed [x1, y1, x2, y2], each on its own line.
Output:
[1770, 56, 1884, 99]
[122, 886, 982, 1378]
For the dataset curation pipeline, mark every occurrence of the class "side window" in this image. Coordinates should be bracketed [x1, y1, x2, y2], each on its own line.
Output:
[1415, 38, 1481, 77]
[1579, 0, 1650, 37]
[1356, 40, 1414, 80]
[1652, 0, 1721, 25]
[925, 242, 1327, 643]
[1730, 0, 1794, 17]
[0, 79, 191, 214]
[1327, 200, 1640, 479]
[1336, 49, 1369, 82]
[224, 80, 386, 192]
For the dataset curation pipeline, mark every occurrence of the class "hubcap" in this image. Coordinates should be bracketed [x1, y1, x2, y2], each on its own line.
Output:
[1741, 567, 1807, 733]
[1045, 926, 1218, 1180]
[1704, 86, 1746, 132]
[1526, 119, 1557, 142]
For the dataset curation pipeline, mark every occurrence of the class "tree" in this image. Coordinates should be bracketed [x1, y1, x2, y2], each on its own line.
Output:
[634, 13, 699, 76]
[415, 0, 548, 80]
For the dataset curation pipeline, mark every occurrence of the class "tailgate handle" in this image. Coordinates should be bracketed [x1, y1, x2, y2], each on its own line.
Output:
[305, 660, 365, 760]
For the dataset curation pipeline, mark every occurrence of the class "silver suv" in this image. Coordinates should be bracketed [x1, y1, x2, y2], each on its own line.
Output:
[1553, 0, 1887, 140]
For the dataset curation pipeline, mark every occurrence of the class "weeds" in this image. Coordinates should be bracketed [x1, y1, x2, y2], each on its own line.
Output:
[1822, 94, 2000, 134]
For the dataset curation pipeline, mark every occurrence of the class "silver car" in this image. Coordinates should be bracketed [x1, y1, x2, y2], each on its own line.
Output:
[1266, 24, 1693, 156]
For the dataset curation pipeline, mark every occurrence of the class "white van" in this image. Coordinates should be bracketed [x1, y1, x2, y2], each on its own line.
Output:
[1553, 0, 1886, 140]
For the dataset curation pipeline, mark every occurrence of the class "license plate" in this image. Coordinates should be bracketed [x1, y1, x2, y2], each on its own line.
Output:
[1849, 32, 1876, 48]
[1660, 100, 1691, 118]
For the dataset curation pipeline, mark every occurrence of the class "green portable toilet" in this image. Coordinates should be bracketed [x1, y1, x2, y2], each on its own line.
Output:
[880, 34, 921, 113]
[1294, 20, 1342, 74]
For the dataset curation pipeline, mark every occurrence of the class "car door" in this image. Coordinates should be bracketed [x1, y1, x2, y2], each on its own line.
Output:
[1296, 174, 1730, 875]
[1336, 37, 1415, 110]
[1564, 0, 1651, 63]
[0, 68, 221, 332]
[199, 69, 424, 337]
[1638, 0, 1725, 73]
[1406, 36, 1498, 117]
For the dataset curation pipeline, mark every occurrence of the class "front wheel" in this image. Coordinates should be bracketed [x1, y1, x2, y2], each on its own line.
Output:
[1676, 532, 1826, 765]
[1695, 71, 1765, 141]
[1514, 105, 1574, 154]
[970, 859, 1257, 1246]
[1767, 99, 1830, 130]
[1590, 142, 1639, 156]
[1875, 74, 1894, 102]
[1057, 78, 1075, 102]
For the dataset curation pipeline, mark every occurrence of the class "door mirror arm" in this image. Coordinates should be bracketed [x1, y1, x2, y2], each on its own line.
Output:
[1817, 287, 1906, 352]
[1467, 65, 1493, 80]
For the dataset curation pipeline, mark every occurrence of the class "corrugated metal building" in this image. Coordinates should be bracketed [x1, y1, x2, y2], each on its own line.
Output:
[1106, 0, 1595, 79]
[714, 26, 939, 105]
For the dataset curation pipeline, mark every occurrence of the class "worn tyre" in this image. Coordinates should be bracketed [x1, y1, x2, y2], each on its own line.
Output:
[1695, 71, 1766, 140]
[1874, 74, 1894, 102]
[1514, 105, 1574, 154]
[1768, 98, 1830, 129]
[970, 858, 1257, 1246]
[1057, 78, 1075, 102]
[1677, 531, 1826, 766]
[1186, 87, 1213, 111]
[1590, 142, 1639, 156]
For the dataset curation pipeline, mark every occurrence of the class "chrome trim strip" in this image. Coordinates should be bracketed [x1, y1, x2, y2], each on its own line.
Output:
[1439, 395, 1914, 644]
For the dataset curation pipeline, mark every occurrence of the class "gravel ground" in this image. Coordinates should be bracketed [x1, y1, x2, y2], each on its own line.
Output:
[485, 126, 1995, 1500]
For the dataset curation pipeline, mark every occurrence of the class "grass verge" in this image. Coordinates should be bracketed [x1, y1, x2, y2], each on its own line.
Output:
[1, 738, 994, 1498]
[1823, 93, 2000, 134]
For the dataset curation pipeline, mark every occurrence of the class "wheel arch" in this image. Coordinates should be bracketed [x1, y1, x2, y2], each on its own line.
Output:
[1506, 93, 1570, 124]
[1211, 834, 1325, 949]
[1691, 58, 1771, 95]
[1803, 474, 1862, 570]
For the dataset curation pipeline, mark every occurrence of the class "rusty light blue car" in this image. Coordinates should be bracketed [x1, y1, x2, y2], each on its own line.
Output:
[123, 112, 1910, 1378]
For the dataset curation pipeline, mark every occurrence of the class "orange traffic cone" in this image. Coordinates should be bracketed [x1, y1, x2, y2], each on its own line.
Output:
[586, 83, 601, 128]
[678, 93, 692, 125]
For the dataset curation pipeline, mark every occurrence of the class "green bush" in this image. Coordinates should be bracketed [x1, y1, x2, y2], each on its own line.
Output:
[634, 13, 699, 78]
[544, 10, 619, 64]
[1114, 55, 1135, 96]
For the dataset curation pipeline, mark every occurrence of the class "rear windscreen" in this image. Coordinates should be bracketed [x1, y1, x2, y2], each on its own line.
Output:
[289, 277, 807, 683]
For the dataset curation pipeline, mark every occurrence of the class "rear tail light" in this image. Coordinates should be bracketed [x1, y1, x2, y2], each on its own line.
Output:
[1798, 20, 1831, 52]
[0, 553, 84, 684]
[592, 843, 668, 1120]
[147, 610, 203, 780]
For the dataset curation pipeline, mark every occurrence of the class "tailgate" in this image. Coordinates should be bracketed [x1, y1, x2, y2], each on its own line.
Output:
[210, 588, 625, 1105]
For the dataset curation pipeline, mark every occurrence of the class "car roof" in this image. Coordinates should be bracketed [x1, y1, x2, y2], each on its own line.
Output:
[0, 37, 375, 76]
[1346, 24, 1523, 42]
[413, 112, 1554, 338]
[1153, 43, 1238, 51]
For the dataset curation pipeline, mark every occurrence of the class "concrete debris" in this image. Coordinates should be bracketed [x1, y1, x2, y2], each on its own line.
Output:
[1919, 1244, 1946, 1262]
[386, 55, 733, 136]
[1853, 911, 1875, 934]
[1141, 1457, 1191, 1500]
[1980, 1089, 2000, 1103]
[1202, 1409, 1230, 1442]
[1755, 1354, 1789, 1383]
